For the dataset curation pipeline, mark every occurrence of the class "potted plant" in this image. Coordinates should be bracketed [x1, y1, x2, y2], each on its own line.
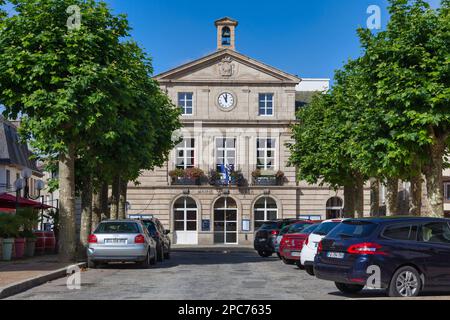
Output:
[208, 169, 223, 186]
[230, 170, 245, 186]
[17, 207, 39, 258]
[275, 170, 285, 184]
[0, 213, 19, 261]
[185, 167, 205, 185]
[170, 167, 204, 185]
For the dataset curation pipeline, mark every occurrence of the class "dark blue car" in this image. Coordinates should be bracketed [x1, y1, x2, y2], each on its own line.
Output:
[314, 217, 450, 297]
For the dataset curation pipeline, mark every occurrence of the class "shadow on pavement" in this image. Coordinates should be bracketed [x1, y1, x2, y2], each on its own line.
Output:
[92, 251, 279, 270]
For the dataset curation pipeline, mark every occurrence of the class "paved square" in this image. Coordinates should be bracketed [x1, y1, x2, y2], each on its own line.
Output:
[6, 250, 397, 300]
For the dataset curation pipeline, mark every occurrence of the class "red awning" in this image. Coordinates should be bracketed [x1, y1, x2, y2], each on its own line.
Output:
[0, 193, 53, 209]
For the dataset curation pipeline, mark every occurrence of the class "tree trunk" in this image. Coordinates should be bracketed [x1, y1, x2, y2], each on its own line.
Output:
[58, 144, 77, 262]
[100, 182, 109, 220]
[385, 178, 399, 216]
[409, 174, 423, 216]
[355, 175, 365, 218]
[118, 179, 128, 219]
[370, 179, 380, 217]
[110, 176, 120, 220]
[79, 175, 92, 259]
[423, 140, 446, 217]
[343, 183, 356, 218]
[92, 190, 101, 233]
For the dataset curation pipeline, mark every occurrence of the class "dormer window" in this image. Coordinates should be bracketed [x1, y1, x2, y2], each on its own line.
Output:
[222, 27, 231, 46]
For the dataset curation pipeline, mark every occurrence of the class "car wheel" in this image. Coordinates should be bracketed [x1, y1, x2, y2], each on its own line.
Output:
[388, 266, 421, 298]
[282, 257, 295, 265]
[149, 249, 157, 265]
[87, 258, 97, 269]
[164, 247, 171, 260]
[296, 261, 305, 270]
[258, 250, 272, 258]
[157, 245, 164, 262]
[335, 282, 364, 294]
[305, 265, 315, 276]
[138, 251, 151, 269]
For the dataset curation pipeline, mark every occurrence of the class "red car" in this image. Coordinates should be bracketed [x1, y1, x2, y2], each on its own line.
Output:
[279, 223, 321, 266]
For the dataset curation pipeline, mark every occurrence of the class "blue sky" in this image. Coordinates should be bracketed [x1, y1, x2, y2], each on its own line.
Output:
[0, 0, 442, 113]
[105, 0, 441, 79]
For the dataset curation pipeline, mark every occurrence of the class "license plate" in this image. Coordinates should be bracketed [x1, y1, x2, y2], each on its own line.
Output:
[259, 238, 266, 242]
[105, 239, 127, 244]
[291, 251, 301, 257]
[327, 252, 345, 259]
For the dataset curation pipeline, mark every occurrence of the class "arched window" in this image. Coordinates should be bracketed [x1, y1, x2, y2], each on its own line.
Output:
[174, 197, 197, 232]
[254, 197, 278, 229]
[214, 197, 238, 244]
[326, 197, 343, 219]
[221, 27, 231, 46]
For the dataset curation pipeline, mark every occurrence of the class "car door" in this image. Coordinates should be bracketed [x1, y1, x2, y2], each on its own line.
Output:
[417, 221, 450, 288]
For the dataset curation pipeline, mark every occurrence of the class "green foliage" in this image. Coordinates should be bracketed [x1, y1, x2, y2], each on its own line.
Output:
[290, 0, 449, 194]
[0, 213, 20, 238]
[16, 207, 39, 238]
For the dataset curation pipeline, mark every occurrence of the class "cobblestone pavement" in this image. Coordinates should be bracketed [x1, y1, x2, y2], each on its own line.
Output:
[6, 250, 448, 300]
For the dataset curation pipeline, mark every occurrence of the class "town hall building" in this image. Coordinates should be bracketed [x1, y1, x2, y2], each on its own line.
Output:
[126, 18, 371, 245]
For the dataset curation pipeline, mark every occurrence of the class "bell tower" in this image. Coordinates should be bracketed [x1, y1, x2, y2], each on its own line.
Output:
[215, 17, 238, 51]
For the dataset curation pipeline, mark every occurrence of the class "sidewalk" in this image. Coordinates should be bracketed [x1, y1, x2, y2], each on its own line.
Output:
[0, 255, 85, 299]
[172, 244, 254, 253]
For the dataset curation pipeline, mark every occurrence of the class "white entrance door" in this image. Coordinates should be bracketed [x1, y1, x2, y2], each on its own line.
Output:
[214, 197, 238, 245]
[174, 197, 198, 245]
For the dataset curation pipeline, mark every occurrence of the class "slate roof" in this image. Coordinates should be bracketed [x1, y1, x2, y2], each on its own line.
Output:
[0, 115, 41, 173]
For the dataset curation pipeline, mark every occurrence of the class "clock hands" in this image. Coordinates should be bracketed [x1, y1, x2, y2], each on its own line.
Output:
[224, 94, 228, 104]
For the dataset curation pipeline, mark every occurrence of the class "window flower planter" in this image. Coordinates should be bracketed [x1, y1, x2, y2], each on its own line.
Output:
[171, 177, 200, 186]
[253, 176, 279, 186]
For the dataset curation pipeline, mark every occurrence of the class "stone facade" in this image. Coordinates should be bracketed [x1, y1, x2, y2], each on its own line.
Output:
[127, 18, 371, 245]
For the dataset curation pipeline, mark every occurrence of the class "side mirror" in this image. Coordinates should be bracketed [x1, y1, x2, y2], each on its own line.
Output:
[164, 230, 170, 235]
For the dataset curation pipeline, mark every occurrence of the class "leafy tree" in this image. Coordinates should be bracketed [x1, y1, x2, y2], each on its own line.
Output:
[358, 0, 450, 217]
[0, 0, 137, 261]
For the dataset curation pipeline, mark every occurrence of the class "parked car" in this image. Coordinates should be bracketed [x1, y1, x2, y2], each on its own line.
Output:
[275, 221, 315, 260]
[141, 218, 171, 262]
[279, 223, 321, 267]
[300, 219, 344, 275]
[254, 219, 303, 257]
[315, 217, 450, 297]
[275, 225, 293, 259]
[87, 219, 157, 269]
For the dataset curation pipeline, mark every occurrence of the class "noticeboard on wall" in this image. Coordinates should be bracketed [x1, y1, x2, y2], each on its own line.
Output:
[242, 219, 251, 232]
[202, 219, 211, 232]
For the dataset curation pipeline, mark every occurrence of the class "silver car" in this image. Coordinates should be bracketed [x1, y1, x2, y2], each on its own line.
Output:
[87, 220, 157, 269]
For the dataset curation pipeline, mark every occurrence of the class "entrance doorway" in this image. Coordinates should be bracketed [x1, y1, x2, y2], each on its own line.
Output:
[173, 197, 198, 245]
[214, 197, 238, 244]
[326, 197, 343, 219]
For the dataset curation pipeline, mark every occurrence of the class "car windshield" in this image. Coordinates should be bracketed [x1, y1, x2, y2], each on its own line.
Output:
[292, 223, 320, 235]
[313, 222, 341, 236]
[287, 223, 312, 234]
[260, 222, 279, 230]
[95, 222, 140, 234]
[142, 220, 157, 233]
[328, 220, 378, 239]
[279, 226, 290, 235]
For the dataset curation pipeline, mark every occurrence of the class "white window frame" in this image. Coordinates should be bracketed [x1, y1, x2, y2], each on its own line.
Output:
[258, 93, 274, 116]
[175, 138, 195, 169]
[445, 183, 450, 201]
[256, 138, 276, 170]
[216, 137, 237, 169]
[178, 92, 194, 116]
[254, 197, 278, 229]
[174, 198, 198, 232]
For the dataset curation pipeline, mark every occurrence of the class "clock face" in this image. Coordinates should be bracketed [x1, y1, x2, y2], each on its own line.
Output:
[218, 92, 235, 109]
